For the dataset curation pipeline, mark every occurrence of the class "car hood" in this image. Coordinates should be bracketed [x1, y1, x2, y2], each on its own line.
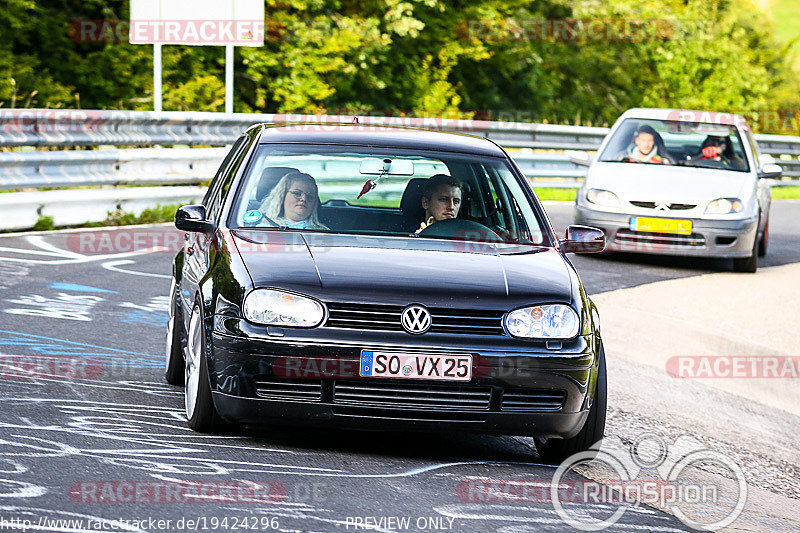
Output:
[231, 231, 573, 308]
[587, 162, 752, 204]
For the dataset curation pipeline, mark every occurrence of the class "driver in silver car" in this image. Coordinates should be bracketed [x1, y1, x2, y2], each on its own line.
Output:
[617, 124, 673, 164]
[415, 174, 463, 234]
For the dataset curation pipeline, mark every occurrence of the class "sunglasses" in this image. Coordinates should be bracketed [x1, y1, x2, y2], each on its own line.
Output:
[288, 189, 317, 201]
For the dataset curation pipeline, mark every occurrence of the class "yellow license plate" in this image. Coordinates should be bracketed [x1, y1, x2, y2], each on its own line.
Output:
[630, 217, 692, 235]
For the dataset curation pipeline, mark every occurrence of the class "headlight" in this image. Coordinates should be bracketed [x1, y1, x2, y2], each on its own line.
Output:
[705, 198, 744, 214]
[586, 188, 620, 207]
[243, 289, 325, 327]
[505, 304, 580, 339]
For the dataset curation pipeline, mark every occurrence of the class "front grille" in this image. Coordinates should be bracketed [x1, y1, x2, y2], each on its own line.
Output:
[629, 201, 696, 211]
[325, 302, 505, 336]
[501, 389, 566, 412]
[254, 378, 323, 401]
[615, 230, 705, 247]
[333, 380, 492, 411]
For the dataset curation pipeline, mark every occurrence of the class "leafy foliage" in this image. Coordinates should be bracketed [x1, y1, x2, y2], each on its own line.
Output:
[0, 0, 797, 132]
[84, 204, 181, 227]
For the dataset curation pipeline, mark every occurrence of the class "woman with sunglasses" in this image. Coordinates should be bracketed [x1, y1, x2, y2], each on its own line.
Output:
[259, 171, 329, 230]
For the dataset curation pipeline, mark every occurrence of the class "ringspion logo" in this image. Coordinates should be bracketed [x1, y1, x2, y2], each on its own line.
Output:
[550, 434, 747, 531]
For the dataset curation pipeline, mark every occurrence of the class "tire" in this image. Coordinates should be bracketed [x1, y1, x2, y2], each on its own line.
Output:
[535, 344, 607, 463]
[758, 216, 769, 257]
[185, 302, 226, 433]
[164, 278, 185, 385]
[733, 219, 759, 273]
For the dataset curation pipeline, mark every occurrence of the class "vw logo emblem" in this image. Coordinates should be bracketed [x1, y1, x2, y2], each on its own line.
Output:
[401, 305, 431, 334]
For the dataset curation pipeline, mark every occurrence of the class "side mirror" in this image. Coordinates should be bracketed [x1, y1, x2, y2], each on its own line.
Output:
[566, 150, 592, 167]
[758, 153, 775, 166]
[175, 205, 216, 233]
[560, 225, 605, 253]
[758, 163, 782, 180]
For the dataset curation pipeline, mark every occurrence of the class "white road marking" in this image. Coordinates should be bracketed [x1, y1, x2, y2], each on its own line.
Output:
[102, 259, 171, 279]
[0, 235, 169, 267]
[26, 236, 85, 259]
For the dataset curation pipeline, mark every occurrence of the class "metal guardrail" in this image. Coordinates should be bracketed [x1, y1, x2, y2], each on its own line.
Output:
[1, 110, 799, 184]
[0, 110, 798, 231]
[0, 110, 612, 149]
[0, 149, 588, 191]
[3, 109, 800, 162]
[0, 148, 227, 189]
[0, 186, 206, 231]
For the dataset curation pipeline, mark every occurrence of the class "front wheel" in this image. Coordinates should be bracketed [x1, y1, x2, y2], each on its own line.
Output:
[535, 344, 607, 463]
[758, 216, 769, 257]
[165, 278, 184, 385]
[185, 303, 226, 433]
[733, 219, 760, 273]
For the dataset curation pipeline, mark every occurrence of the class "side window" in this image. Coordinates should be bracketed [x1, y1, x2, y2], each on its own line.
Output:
[207, 136, 251, 221]
[203, 136, 247, 208]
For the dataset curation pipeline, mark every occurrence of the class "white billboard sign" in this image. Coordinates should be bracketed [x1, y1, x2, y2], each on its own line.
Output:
[130, 0, 264, 46]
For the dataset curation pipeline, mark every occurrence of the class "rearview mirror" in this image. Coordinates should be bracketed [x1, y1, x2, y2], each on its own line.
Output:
[560, 225, 605, 253]
[758, 163, 782, 180]
[566, 150, 592, 167]
[175, 205, 216, 233]
[360, 158, 414, 176]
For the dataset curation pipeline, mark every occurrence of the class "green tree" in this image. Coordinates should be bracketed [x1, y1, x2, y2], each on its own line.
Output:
[0, 0, 797, 134]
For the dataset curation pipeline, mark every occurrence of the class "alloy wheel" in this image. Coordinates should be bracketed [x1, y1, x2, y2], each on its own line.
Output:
[184, 307, 202, 419]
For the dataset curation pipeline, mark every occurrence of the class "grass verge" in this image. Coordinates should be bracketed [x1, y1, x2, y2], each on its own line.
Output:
[533, 187, 800, 201]
[82, 204, 181, 227]
[1, 204, 183, 234]
[771, 186, 800, 200]
[534, 188, 578, 201]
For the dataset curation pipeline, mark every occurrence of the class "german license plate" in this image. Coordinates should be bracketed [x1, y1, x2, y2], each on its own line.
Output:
[359, 350, 472, 381]
[630, 216, 692, 235]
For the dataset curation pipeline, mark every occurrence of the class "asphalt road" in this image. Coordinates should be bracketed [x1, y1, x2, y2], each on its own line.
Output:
[0, 201, 797, 532]
[545, 200, 800, 294]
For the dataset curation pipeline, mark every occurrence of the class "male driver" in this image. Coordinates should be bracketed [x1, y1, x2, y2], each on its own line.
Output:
[619, 124, 672, 164]
[415, 174, 463, 234]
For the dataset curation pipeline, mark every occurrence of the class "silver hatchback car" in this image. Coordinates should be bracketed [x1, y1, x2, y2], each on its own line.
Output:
[573, 108, 781, 272]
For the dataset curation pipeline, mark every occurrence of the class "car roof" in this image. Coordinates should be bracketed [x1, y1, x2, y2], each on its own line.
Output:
[253, 123, 508, 157]
[618, 108, 748, 126]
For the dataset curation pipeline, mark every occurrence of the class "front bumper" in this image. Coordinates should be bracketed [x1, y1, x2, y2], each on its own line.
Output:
[206, 319, 599, 439]
[575, 205, 758, 258]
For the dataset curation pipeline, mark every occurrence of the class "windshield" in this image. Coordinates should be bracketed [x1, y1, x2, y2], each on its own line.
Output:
[228, 144, 548, 246]
[599, 118, 750, 172]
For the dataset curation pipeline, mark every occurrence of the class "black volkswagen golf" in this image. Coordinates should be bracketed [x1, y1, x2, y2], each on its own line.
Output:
[165, 123, 606, 460]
